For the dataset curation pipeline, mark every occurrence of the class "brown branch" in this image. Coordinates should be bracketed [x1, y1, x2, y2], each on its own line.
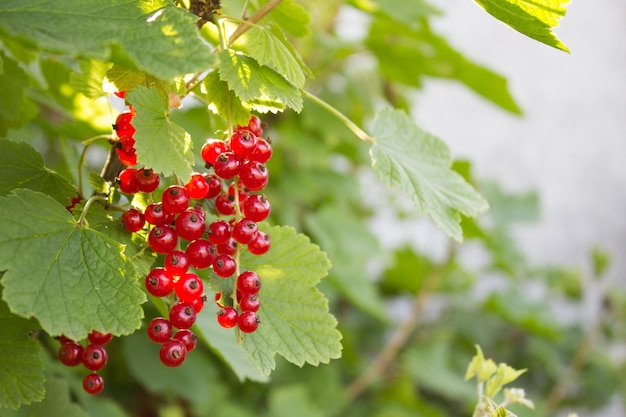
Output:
[344, 246, 455, 401]
[227, 0, 282, 46]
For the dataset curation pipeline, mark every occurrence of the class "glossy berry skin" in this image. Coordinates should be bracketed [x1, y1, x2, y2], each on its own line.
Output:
[169, 302, 197, 329]
[115, 111, 135, 138]
[217, 307, 239, 328]
[135, 168, 160, 193]
[147, 317, 173, 343]
[232, 218, 258, 244]
[201, 139, 229, 166]
[83, 373, 105, 395]
[237, 271, 262, 295]
[242, 194, 271, 222]
[116, 146, 137, 167]
[184, 173, 209, 199]
[250, 138, 272, 163]
[175, 273, 204, 303]
[238, 311, 260, 333]
[205, 174, 222, 199]
[207, 220, 232, 245]
[248, 231, 271, 255]
[82, 344, 108, 371]
[159, 339, 187, 367]
[228, 181, 249, 203]
[144, 202, 175, 226]
[215, 194, 236, 216]
[173, 329, 198, 352]
[185, 239, 217, 269]
[239, 161, 268, 191]
[88, 330, 113, 345]
[175, 208, 206, 241]
[216, 238, 238, 256]
[164, 250, 190, 276]
[237, 115, 263, 138]
[120, 208, 145, 232]
[58, 341, 83, 366]
[118, 168, 139, 194]
[239, 293, 260, 312]
[212, 254, 236, 278]
[161, 185, 190, 214]
[148, 225, 178, 254]
[145, 267, 174, 297]
[230, 129, 258, 159]
[213, 152, 240, 179]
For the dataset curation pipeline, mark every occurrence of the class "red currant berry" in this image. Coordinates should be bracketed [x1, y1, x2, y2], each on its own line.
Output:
[159, 339, 187, 367]
[114, 112, 135, 138]
[147, 317, 173, 343]
[120, 208, 145, 232]
[239, 293, 260, 312]
[135, 168, 160, 193]
[230, 129, 258, 159]
[118, 168, 139, 194]
[216, 237, 238, 256]
[148, 225, 178, 254]
[161, 185, 190, 214]
[175, 208, 206, 241]
[215, 193, 236, 216]
[242, 194, 271, 222]
[237, 115, 263, 138]
[83, 373, 104, 395]
[175, 273, 204, 303]
[237, 271, 262, 295]
[250, 138, 272, 163]
[88, 330, 113, 345]
[239, 161, 268, 191]
[201, 139, 230, 166]
[207, 219, 232, 245]
[212, 254, 236, 278]
[205, 174, 222, 199]
[238, 311, 260, 333]
[217, 307, 239, 328]
[228, 181, 249, 202]
[213, 152, 240, 179]
[184, 173, 209, 199]
[164, 250, 190, 276]
[190, 295, 206, 313]
[232, 218, 258, 244]
[185, 239, 217, 269]
[116, 147, 137, 166]
[173, 329, 198, 352]
[248, 231, 271, 255]
[114, 91, 126, 99]
[169, 302, 197, 329]
[57, 335, 74, 345]
[145, 267, 174, 297]
[144, 202, 175, 226]
[82, 344, 108, 371]
[58, 341, 83, 366]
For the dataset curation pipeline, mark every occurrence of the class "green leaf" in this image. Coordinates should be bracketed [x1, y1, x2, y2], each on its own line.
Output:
[0, 294, 45, 409]
[370, 109, 489, 242]
[0, 189, 146, 341]
[0, 52, 38, 135]
[0, 140, 77, 205]
[0, 2, 215, 79]
[104, 64, 171, 97]
[201, 71, 251, 126]
[485, 363, 526, 398]
[69, 59, 110, 98]
[473, 0, 570, 52]
[218, 49, 303, 113]
[465, 345, 498, 382]
[246, 26, 306, 88]
[126, 86, 194, 180]
[258, 0, 311, 37]
[350, 0, 441, 30]
[239, 225, 342, 375]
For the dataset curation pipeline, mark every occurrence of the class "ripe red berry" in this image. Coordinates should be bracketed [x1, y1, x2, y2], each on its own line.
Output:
[114, 91, 126, 99]
[242, 194, 271, 222]
[144, 202, 175, 226]
[169, 302, 197, 329]
[82, 344, 108, 371]
[147, 317, 173, 343]
[190, 295, 206, 313]
[239, 293, 260, 312]
[145, 267, 174, 297]
[159, 339, 187, 367]
[237, 271, 262, 295]
[175, 208, 206, 241]
[135, 168, 160, 193]
[116, 147, 137, 167]
[212, 254, 236, 278]
[83, 373, 104, 395]
[207, 219, 232, 244]
[237, 115, 263, 138]
[120, 208, 145, 232]
[175, 273, 204, 303]
[248, 231, 271, 255]
[185, 239, 217, 269]
[164, 250, 190, 276]
[205, 174, 222, 199]
[215, 193, 236, 216]
[173, 329, 198, 352]
[115, 112, 135, 138]
[148, 225, 178, 254]
[161, 185, 190, 214]
[238, 311, 260, 333]
[230, 129, 258, 159]
[217, 307, 239, 328]
[88, 330, 113, 345]
[184, 173, 209, 199]
[232, 218, 258, 244]
[239, 161, 268, 191]
[228, 181, 249, 202]
[216, 237, 238, 256]
[250, 138, 272, 163]
[201, 139, 230, 166]
[58, 341, 83, 366]
[213, 152, 240, 179]
[118, 168, 139, 194]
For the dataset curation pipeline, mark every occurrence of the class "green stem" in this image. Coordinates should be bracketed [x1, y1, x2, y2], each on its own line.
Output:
[78, 134, 112, 195]
[301, 90, 374, 143]
[77, 195, 107, 226]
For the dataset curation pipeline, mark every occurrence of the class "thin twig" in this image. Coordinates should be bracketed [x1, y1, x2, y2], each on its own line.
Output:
[227, 0, 282, 46]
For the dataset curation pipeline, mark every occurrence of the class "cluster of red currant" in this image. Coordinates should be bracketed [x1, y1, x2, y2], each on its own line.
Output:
[114, 115, 272, 368]
[56, 330, 112, 395]
[112, 91, 138, 167]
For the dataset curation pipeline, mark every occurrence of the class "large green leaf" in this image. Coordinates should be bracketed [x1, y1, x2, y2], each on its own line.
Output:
[473, 0, 570, 52]
[201, 70, 251, 126]
[0, 294, 45, 410]
[0, 189, 146, 341]
[0, 52, 37, 135]
[370, 109, 489, 242]
[0, 2, 215, 79]
[239, 226, 342, 375]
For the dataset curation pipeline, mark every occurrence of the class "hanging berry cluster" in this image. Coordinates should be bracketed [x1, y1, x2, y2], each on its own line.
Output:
[113, 91, 138, 167]
[56, 331, 113, 395]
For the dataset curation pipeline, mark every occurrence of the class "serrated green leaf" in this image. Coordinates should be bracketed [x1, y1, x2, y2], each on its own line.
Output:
[246, 27, 306, 88]
[370, 109, 489, 242]
[0, 189, 145, 341]
[473, 0, 570, 52]
[218, 49, 303, 113]
[0, 52, 37, 134]
[0, 140, 77, 205]
[126, 86, 194, 180]
[485, 363, 526, 398]
[202, 71, 251, 126]
[239, 225, 342, 375]
[69, 60, 110, 98]
[104, 64, 172, 98]
[0, 294, 45, 409]
[0, 2, 215, 79]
